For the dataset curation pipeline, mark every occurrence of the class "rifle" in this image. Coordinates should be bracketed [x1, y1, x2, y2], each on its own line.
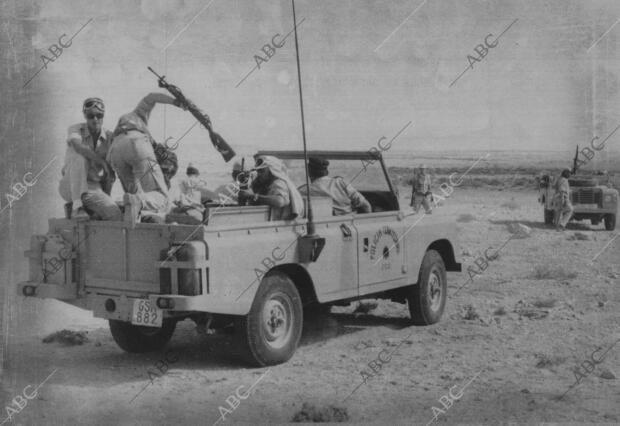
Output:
[147, 67, 236, 162]
[236, 158, 252, 206]
[572, 144, 579, 175]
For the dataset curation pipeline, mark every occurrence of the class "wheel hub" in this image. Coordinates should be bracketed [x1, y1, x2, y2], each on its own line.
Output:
[428, 270, 442, 311]
[262, 296, 293, 349]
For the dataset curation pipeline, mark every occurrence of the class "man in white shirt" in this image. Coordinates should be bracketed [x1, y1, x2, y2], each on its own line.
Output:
[174, 164, 209, 221]
[58, 97, 121, 220]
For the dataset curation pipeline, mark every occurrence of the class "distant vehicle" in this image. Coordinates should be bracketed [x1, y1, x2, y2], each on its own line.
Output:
[538, 146, 618, 230]
[17, 150, 461, 366]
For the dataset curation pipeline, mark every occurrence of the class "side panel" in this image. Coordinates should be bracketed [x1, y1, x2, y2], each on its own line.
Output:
[303, 218, 358, 302]
[206, 218, 359, 310]
[205, 224, 303, 313]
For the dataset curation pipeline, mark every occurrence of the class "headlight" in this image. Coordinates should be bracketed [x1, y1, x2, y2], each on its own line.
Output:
[604, 194, 615, 203]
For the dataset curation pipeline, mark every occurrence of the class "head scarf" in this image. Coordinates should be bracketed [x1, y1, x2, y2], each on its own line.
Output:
[255, 155, 304, 219]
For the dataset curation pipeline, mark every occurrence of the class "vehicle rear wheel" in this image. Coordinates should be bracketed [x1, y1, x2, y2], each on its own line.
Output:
[235, 272, 303, 366]
[544, 209, 554, 225]
[605, 214, 616, 230]
[109, 319, 176, 353]
[408, 250, 447, 325]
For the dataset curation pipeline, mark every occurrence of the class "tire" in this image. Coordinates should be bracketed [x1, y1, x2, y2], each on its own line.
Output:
[235, 272, 303, 366]
[109, 319, 176, 353]
[408, 250, 447, 325]
[605, 214, 616, 231]
[544, 209, 554, 225]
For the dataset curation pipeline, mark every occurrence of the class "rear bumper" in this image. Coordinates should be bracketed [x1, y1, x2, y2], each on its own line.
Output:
[18, 281, 251, 319]
[89, 293, 249, 321]
[17, 281, 78, 300]
[147, 294, 249, 316]
[17, 281, 87, 309]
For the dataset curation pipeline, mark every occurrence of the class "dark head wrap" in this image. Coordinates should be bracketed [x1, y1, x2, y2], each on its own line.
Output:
[308, 157, 329, 178]
[186, 165, 200, 176]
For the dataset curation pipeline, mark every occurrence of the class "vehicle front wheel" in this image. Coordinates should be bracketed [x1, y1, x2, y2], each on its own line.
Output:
[109, 319, 176, 353]
[544, 209, 554, 225]
[408, 250, 447, 325]
[235, 272, 303, 366]
[605, 214, 616, 230]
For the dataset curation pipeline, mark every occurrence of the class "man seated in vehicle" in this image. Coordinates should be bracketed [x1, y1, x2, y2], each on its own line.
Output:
[238, 155, 304, 220]
[58, 97, 121, 221]
[298, 157, 371, 215]
[212, 160, 253, 205]
[171, 164, 209, 222]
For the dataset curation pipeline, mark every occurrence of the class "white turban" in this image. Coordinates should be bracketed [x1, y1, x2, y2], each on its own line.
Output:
[255, 155, 304, 219]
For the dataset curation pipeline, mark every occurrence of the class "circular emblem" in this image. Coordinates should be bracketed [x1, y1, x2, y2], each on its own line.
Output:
[369, 226, 401, 261]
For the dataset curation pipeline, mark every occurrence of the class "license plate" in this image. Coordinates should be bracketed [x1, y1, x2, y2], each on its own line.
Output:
[578, 204, 598, 209]
[131, 299, 163, 328]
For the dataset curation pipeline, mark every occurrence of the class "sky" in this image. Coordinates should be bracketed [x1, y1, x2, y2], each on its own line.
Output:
[1, 0, 619, 226]
[15, 0, 620, 159]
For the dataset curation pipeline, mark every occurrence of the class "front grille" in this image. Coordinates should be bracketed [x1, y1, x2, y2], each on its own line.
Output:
[572, 189, 601, 205]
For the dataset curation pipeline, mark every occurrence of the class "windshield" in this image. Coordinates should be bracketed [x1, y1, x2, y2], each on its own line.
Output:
[281, 158, 390, 192]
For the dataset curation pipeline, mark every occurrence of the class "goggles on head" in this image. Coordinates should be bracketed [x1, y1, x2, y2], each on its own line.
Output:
[83, 97, 105, 114]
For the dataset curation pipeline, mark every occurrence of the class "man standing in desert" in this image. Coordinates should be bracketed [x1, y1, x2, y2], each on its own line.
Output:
[553, 169, 573, 231]
[410, 164, 432, 214]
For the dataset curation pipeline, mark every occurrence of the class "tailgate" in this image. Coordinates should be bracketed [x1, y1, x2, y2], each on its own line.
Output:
[84, 221, 206, 295]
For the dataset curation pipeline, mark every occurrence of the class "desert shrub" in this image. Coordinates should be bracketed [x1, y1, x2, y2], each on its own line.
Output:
[352, 301, 378, 314]
[530, 265, 577, 280]
[457, 213, 476, 223]
[486, 178, 503, 186]
[493, 306, 507, 316]
[534, 353, 566, 368]
[532, 297, 557, 308]
[467, 178, 484, 188]
[292, 403, 349, 423]
[567, 232, 590, 241]
[42, 329, 89, 346]
[461, 304, 479, 321]
[501, 199, 519, 210]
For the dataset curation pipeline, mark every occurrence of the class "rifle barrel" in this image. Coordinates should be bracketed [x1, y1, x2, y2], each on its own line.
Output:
[147, 66, 164, 80]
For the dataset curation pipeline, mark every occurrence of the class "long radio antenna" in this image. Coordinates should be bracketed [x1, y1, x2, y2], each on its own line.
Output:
[291, 0, 315, 236]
